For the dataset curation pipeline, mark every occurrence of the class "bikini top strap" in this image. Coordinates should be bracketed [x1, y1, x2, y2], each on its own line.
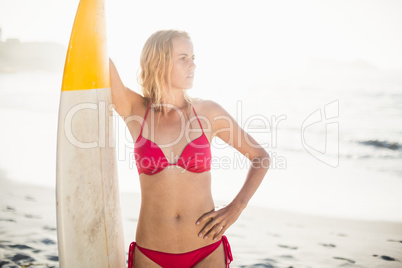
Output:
[140, 101, 151, 136]
[192, 106, 204, 133]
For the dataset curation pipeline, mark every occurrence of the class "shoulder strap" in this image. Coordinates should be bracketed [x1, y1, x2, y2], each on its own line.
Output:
[140, 101, 151, 136]
[192, 106, 204, 133]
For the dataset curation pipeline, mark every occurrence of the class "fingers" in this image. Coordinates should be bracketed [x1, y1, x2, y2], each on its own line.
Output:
[196, 209, 215, 226]
[200, 222, 226, 241]
[212, 225, 225, 241]
[198, 217, 227, 240]
[196, 207, 232, 240]
[198, 218, 215, 239]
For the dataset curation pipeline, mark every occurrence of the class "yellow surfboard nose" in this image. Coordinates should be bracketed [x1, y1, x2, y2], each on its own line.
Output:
[61, 0, 110, 91]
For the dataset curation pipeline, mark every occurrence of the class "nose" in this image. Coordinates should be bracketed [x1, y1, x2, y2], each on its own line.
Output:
[189, 59, 196, 70]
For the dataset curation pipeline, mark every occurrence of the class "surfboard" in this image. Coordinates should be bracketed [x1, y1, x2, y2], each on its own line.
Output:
[56, 0, 125, 267]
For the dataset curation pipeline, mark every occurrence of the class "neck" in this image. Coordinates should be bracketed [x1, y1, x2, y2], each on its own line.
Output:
[160, 89, 188, 113]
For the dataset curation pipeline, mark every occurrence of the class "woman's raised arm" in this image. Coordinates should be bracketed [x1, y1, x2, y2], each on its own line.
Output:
[109, 58, 144, 119]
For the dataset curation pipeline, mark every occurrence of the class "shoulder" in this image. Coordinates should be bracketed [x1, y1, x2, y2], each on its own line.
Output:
[192, 99, 235, 136]
[192, 99, 227, 118]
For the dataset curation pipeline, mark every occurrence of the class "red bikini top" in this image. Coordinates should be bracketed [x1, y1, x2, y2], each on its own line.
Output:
[134, 102, 212, 175]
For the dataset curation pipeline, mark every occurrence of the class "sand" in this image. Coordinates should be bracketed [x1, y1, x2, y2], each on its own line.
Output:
[1, 177, 401, 268]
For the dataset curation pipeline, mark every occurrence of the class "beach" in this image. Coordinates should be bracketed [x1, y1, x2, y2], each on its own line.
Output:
[1, 177, 401, 268]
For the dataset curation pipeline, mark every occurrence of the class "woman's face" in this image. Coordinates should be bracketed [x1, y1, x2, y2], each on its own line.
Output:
[169, 37, 196, 91]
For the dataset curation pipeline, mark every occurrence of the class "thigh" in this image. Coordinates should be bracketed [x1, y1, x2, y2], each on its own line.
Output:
[195, 243, 226, 268]
[133, 246, 161, 268]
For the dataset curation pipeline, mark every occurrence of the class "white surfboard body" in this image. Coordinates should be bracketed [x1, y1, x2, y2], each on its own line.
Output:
[56, 0, 125, 267]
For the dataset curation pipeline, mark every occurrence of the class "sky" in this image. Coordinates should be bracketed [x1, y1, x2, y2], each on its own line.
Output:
[1, 0, 402, 85]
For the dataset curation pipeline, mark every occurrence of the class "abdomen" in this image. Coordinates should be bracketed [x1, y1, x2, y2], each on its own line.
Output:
[135, 168, 216, 252]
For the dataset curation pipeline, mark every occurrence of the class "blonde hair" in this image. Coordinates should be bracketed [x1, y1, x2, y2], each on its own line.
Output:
[138, 29, 199, 116]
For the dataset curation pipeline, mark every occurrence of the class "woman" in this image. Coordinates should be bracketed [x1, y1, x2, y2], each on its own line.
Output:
[110, 30, 270, 267]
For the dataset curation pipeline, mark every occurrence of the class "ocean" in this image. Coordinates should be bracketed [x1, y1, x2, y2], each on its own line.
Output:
[0, 66, 401, 222]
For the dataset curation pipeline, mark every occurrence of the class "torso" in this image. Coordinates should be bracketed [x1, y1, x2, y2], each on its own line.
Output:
[125, 99, 216, 252]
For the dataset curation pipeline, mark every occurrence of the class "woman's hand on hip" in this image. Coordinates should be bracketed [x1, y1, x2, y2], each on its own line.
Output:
[195, 202, 243, 241]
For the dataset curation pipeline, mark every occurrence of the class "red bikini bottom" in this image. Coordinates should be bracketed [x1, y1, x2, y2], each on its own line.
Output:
[128, 235, 233, 268]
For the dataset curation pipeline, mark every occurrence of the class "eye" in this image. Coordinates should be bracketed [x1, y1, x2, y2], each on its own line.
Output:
[179, 56, 186, 61]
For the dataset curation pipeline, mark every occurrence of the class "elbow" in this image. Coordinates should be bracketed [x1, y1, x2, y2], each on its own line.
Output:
[261, 151, 271, 171]
[251, 150, 271, 172]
